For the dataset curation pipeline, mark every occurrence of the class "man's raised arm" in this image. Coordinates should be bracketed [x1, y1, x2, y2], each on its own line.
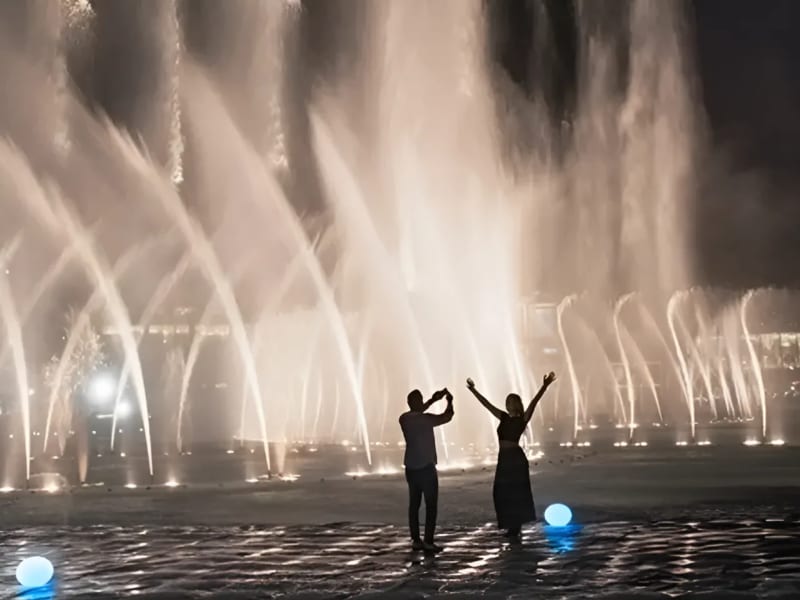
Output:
[428, 390, 454, 426]
[422, 388, 447, 412]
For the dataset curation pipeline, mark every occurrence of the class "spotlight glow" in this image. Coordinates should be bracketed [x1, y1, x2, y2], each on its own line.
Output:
[0, 486, 14, 493]
[375, 466, 400, 476]
[88, 373, 116, 405]
[164, 479, 179, 488]
[125, 483, 137, 489]
[769, 439, 785, 446]
[115, 400, 132, 419]
[743, 439, 761, 447]
[437, 461, 473, 472]
[16, 556, 54, 589]
[544, 503, 573, 527]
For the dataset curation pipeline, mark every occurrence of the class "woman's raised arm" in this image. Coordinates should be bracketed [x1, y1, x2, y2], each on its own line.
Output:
[466, 378, 505, 420]
[523, 372, 556, 424]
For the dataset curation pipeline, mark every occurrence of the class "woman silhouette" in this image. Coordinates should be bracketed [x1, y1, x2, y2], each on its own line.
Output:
[466, 372, 556, 538]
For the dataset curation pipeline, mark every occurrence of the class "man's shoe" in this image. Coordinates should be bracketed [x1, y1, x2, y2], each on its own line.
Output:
[422, 542, 443, 554]
[411, 540, 425, 551]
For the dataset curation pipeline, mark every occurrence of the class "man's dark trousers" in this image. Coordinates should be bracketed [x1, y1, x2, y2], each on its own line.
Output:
[405, 463, 438, 544]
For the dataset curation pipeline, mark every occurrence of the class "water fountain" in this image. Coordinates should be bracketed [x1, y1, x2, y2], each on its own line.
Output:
[0, 1, 795, 492]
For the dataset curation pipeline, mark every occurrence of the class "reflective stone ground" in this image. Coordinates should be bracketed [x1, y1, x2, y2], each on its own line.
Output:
[3, 514, 800, 599]
[2, 446, 799, 598]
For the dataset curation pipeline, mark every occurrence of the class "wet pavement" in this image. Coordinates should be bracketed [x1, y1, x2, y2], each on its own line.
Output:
[3, 513, 800, 599]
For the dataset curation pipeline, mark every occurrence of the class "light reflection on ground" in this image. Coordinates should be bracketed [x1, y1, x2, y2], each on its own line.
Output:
[3, 514, 800, 598]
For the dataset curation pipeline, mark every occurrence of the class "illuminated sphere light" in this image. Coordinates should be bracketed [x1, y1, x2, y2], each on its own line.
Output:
[16, 556, 54, 588]
[544, 503, 573, 527]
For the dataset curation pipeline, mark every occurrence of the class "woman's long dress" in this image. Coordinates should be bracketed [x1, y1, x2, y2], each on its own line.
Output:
[493, 414, 535, 529]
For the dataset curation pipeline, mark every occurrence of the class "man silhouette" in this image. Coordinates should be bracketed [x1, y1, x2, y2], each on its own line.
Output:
[399, 387, 453, 553]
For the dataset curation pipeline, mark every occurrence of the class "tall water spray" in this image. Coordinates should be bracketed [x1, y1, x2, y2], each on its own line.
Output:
[0, 144, 156, 477]
[557, 295, 582, 439]
[0, 240, 29, 480]
[614, 294, 637, 438]
[620, 325, 663, 423]
[668, 292, 695, 438]
[2, 0, 778, 487]
[43, 241, 154, 454]
[741, 290, 767, 438]
[110, 252, 193, 450]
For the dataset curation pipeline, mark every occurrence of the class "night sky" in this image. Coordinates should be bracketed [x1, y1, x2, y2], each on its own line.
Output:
[691, 0, 800, 288]
[694, 0, 800, 176]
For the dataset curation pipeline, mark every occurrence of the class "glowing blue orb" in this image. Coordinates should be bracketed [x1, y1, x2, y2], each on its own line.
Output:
[16, 556, 54, 589]
[544, 503, 573, 527]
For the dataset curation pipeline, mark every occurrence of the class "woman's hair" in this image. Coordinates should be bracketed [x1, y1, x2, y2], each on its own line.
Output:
[505, 393, 523, 415]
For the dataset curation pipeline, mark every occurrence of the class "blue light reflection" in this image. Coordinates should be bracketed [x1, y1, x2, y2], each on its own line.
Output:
[543, 523, 582, 553]
[18, 581, 56, 600]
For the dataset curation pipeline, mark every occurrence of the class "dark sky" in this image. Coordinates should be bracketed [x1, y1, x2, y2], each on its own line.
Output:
[692, 0, 800, 288]
[694, 0, 800, 175]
